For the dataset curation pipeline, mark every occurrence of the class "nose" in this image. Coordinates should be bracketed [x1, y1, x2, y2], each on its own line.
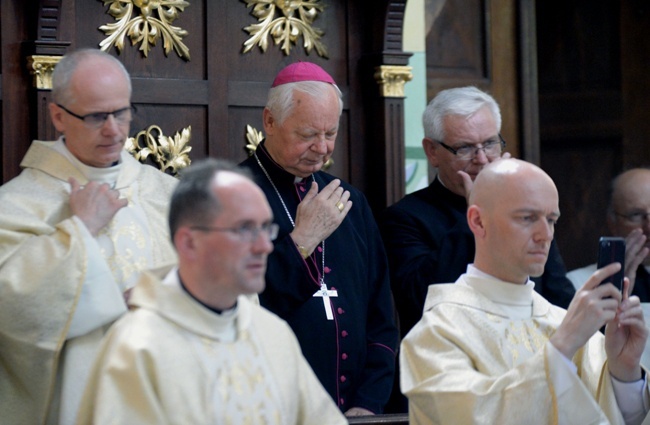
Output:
[311, 136, 328, 154]
[641, 217, 650, 235]
[473, 147, 489, 164]
[535, 220, 554, 242]
[101, 114, 120, 135]
[251, 230, 274, 254]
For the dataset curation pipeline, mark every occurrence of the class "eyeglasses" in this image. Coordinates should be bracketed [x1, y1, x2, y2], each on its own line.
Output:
[56, 103, 134, 128]
[190, 222, 280, 242]
[436, 134, 506, 161]
[615, 211, 650, 225]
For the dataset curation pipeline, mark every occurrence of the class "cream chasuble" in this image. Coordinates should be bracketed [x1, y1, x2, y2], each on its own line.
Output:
[0, 139, 177, 425]
[400, 267, 650, 425]
[76, 266, 347, 425]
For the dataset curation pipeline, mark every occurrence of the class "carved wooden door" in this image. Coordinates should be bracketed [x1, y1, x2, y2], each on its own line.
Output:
[2, 0, 412, 212]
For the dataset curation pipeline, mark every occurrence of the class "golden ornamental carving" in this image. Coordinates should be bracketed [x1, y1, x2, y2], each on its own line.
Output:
[244, 124, 332, 170]
[27, 55, 62, 90]
[99, 0, 191, 60]
[245, 124, 265, 155]
[242, 0, 328, 58]
[374, 65, 413, 98]
[126, 124, 192, 175]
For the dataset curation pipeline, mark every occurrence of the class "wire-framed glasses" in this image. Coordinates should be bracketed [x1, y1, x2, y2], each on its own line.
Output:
[190, 222, 280, 242]
[615, 211, 650, 225]
[436, 134, 506, 160]
[56, 103, 134, 128]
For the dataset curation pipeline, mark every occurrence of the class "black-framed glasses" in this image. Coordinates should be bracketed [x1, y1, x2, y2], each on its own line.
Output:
[190, 222, 280, 242]
[56, 103, 134, 128]
[436, 134, 506, 161]
[615, 211, 650, 225]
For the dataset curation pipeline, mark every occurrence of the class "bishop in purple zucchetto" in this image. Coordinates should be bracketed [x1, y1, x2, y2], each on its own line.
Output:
[271, 61, 336, 87]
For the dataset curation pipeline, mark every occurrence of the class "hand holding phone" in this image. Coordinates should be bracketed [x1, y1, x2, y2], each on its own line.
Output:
[597, 236, 625, 291]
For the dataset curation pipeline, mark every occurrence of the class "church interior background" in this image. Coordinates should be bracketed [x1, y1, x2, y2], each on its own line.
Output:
[1, 0, 649, 309]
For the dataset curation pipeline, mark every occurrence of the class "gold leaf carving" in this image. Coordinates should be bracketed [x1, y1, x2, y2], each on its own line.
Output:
[126, 125, 192, 175]
[99, 0, 191, 60]
[245, 124, 265, 155]
[242, 0, 328, 58]
[27, 55, 62, 90]
[374, 65, 413, 98]
[244, 124, 332, 170]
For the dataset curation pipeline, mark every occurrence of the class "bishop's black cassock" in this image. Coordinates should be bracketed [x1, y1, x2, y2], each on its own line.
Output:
[241, 142, 398, 414]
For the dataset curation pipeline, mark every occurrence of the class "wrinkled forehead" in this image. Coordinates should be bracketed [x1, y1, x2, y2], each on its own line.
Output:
[613, 174, 650, 209]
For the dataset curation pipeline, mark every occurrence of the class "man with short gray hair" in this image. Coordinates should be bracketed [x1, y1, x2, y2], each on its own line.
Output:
[380, 86, 576, 339]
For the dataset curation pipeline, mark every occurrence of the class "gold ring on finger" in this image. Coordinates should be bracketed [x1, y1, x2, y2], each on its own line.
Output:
[336, 201, 344, 212]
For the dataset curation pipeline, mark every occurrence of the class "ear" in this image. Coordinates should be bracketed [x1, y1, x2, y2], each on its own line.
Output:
[262, 107, 276, 136]
[467, 205, 486, 239]
[173, 227, 198, 261]
[422, 138, 440, 167]
[49, 103, 66, 133]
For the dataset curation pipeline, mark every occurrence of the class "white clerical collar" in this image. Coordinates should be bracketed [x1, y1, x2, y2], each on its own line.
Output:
[465, 264, 535, 310]
[52, 137, 122, 187]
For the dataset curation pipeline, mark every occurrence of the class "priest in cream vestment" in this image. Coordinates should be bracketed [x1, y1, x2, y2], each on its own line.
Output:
[77, 159, 346, 424]
[401, 159, 650, 425]
[0, 49, 177, 424]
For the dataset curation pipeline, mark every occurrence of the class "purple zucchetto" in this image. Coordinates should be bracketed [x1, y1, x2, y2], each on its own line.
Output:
[271, 61, 336, 87]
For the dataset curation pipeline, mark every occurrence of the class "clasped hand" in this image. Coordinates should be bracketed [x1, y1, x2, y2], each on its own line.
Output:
[290, 179, 352, 256]
[69, 177, 128, 236]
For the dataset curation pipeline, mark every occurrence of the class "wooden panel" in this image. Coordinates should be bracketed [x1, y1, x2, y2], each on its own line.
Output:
[1, 0, 411, 222]
[621, 0, 650, 168]
[539, 91, 622, 140]
[426, 0, 487, 80]
[424, 0, 521, 161]
[1, 0, 36, 181]
[542, 138, 620, 270]
[517, 0, 540, 164]
[536, 1, 625, 270]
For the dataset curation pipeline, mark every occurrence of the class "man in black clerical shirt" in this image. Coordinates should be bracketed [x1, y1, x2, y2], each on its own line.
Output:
[380, 86, 576, 340]
[240, 62, 398, 417]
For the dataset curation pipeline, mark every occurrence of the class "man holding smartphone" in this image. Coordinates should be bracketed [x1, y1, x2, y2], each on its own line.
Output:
[568, 168, 650, 300]
[401, 159, 648, 425]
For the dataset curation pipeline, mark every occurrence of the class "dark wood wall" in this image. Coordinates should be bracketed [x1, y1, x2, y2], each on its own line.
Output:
[424, 0, 527, 160]
[0, 0, 410, 213]
[537, 0, 650, 270]
[4, 0, 650, 272]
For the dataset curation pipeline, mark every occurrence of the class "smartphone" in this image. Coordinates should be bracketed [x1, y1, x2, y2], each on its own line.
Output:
[597, 236, 625, 291]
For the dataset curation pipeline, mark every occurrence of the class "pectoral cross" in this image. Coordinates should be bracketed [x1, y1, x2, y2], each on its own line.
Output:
[313, 282, 338, 320]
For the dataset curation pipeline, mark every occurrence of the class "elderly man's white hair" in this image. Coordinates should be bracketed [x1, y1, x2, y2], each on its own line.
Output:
[422, 86, 502, 141]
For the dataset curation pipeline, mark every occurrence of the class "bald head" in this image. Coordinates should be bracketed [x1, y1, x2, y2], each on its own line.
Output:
[468, 159, 560, 284]
[607, 169, 650, 264]
[610, 168, 650, 217]
[470, 159, 556, 206]
[51, 49, 131, 106]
